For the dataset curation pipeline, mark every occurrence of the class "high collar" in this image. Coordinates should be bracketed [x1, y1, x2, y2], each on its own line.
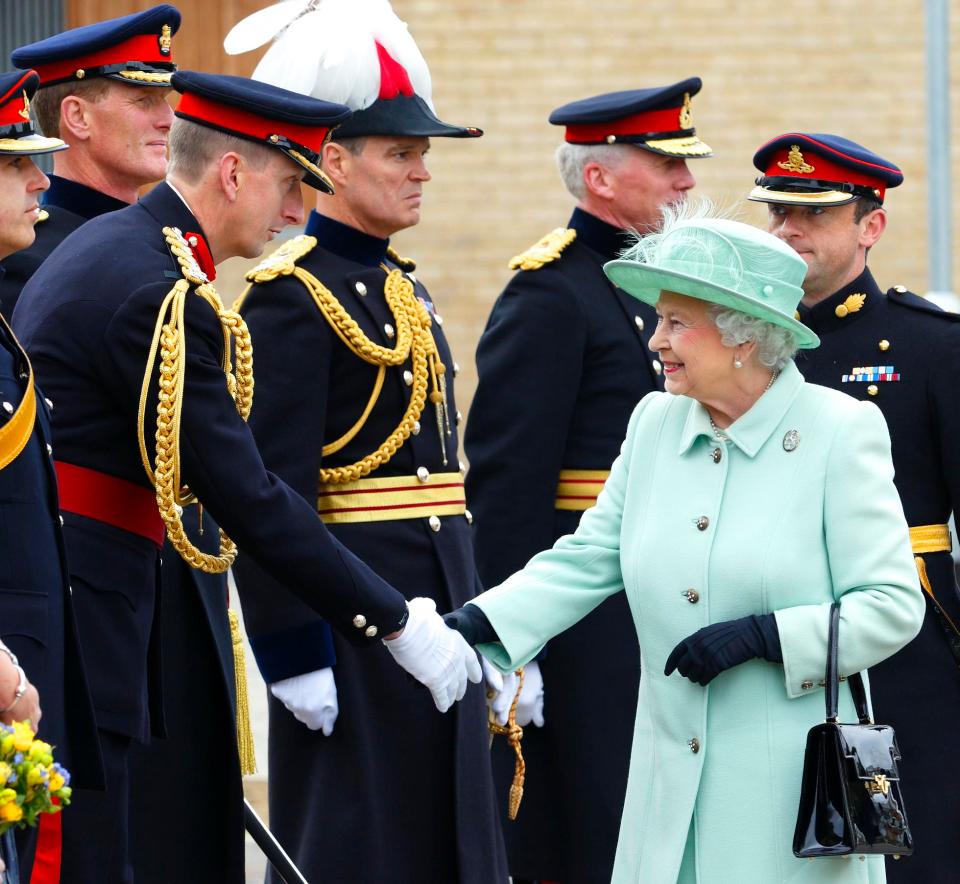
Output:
[678, 360, 805, 458]
[41, 175, 129, 221]
[306, 212, 390, 268]
[569, 207, 634, 262]
[796, 266, 882, 335]
[139, 181, 208, 253]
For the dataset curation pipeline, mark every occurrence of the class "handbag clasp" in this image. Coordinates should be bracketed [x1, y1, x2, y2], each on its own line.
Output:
[865, 773, 890, 797]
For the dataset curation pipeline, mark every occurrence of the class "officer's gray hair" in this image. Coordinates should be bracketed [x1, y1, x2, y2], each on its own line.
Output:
[555, 142, 632, 200]
[167, 118, 272, 185]
[708, 306, 798, 370]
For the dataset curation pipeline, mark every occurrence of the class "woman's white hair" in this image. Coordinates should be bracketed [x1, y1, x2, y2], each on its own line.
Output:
[555, 142, 633, 201]
[620, 198, 799, 370]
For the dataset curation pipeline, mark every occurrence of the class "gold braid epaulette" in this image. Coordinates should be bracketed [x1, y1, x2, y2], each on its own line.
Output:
[386, 246, 416, 271]
[239, 235, 447, 483]
[137, 226, 254, 574]
[508, 227, 577, 271]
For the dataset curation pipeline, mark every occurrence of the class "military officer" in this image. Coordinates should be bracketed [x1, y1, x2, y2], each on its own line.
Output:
[0, 69, 100, 883]
[224, 1, 506, 879]
[12, 71, 478, 883]
[7, 12, 246, 880]
[0, 4, 179, 320]
[463, 80, 710, 884]
[749, 132, 960, 882]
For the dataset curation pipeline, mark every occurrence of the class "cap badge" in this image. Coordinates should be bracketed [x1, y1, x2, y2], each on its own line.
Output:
[159, 24, 173, 55]
[778, 145, 815, 174]
[18, 91, 30, 121]
[678, 93, 693, 129]
[834, 292, 866, 319]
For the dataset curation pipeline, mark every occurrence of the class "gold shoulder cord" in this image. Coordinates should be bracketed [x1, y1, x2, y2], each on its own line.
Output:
[137, 227, 253, 574]
[242, 235, 452, 481]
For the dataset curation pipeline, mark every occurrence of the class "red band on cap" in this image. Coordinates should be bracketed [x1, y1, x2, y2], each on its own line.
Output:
[565, 106, 686, 143]
[175, 91, 329, 154]
[763, 144, 888, 199]
[0, 72, 33, 128]
[32, 33, 173, 84]
[376, 42, 414, 101]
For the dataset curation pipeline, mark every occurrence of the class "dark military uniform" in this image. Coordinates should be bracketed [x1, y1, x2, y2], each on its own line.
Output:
[233, 211, 508, 883]
[795, 267, 960, 882]
[0, 177, 125, 321]
[465, 208, 659, 882]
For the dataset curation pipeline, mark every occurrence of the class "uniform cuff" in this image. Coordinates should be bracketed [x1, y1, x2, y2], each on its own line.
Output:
[249, 621, 337, 683]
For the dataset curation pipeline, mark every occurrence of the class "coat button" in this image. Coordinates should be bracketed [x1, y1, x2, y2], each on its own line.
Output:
[695, 516, 709, 531]
[688, 738, 700, 754]
[44, 397, 53, 410]
[46, 443, 53, 456]
[417, 466, 430, 483]
[428, 515, 441, 532]
[867, 384, 878, 397]
[353, 615, 367, 629]
[412, 420, 421, 436]
[384, 323, 395, 339]
[652, 359, 663, 375]
[2, 402, 12, 415]
[683, 589, 700, 604]
[893, 285, 907, 294]
[453, 362, 461, 377]
[434, 314, 444, 327]
[464, 509, 473, 525]
[878, 339, 890, 352]
[634, 316, 645, 332]
[355, 281, 368, 296]
[364, 625, 378, 638]
[712, 447, 722, 463]
[458, 460, 466, 474]
[801, 680, 813, 690]
[59, 515, 64, 527]
[403, 370, 414, 386]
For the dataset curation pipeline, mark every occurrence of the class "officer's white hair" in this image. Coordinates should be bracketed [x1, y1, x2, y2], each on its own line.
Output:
[167, 117, 273, 185]
[555, 142, 633, 201]
[626, 198, 800, 370]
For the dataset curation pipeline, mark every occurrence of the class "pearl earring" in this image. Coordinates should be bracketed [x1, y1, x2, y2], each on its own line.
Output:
[734, 358, 743, 369]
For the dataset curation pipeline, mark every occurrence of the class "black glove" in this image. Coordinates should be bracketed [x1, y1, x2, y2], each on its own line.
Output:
[664, 614, 782, 686]
[442, 603, 499, 646]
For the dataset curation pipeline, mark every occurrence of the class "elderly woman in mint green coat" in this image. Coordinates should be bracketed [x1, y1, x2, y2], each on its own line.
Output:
[447, 206, 924, 884]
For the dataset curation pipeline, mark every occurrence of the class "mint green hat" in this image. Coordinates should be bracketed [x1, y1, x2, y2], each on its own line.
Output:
[604, 215, 819, 349]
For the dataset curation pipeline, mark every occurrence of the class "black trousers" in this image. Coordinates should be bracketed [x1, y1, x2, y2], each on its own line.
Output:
[60, 729, 133, 884]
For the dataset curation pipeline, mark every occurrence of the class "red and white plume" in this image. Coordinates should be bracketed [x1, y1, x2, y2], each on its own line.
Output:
[223, 0, 434, 112]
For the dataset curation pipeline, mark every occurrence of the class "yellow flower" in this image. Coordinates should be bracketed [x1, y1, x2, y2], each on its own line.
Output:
[12, 722, 34, 753]
[0, 763, 12, 785]
[26, 767, 45, 789]
[48, 771, 65, 793]
[0, 789, 17, 807]
[0, 735, 14, 757]
[0, 802, 22, 822]
[28, 741, 52, 764]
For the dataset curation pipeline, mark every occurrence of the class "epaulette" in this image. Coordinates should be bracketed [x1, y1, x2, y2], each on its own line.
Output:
[886, 284, 960, 321]
[386, 246, 416, 271]
[508, 228, 577, 271]
[35, 209, 49, 225]
[244, 234, 318, 284]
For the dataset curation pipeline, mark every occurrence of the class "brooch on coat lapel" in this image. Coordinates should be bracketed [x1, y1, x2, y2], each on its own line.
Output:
[842, 365, 900, 383]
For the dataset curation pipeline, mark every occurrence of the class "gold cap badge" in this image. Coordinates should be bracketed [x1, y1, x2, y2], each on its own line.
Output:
[678, 93, 693, 129]
[159, 24, 172, 55]
[18, 91, 30, 121]
[778, 145, 815, 174]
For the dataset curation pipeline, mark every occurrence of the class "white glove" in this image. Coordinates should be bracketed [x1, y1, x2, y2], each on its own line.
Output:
[481, 657, 504, 694]
[383, 597, 482, 712]
[491, 660, 545, 728]
[270, 668, 339, 736]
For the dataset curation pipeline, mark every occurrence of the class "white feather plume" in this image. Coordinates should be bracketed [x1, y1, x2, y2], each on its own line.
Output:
[223, 0, 310, 55]
[235, 0, 434, 111]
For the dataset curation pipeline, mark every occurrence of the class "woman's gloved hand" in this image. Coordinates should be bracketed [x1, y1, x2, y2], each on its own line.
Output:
[491, 661, 545, 728]
[664, 614, 782, 686]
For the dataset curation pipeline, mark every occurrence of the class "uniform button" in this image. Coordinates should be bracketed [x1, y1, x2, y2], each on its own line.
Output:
[453, 362, 461, 377]
[2, 402, 12, 415]
[384, 323, 395, 339]
[688, 738, 700, 754]
[68, 584, 73, 596]
[355, 281, 368, 296]
[403, 370, 414, 386]
[364, 625, 378, 638]
[634, 315, 645, 332]
[456, 410, 463, 425]
[46, 443, 53, 456]
[652, 359, 663, 375]
[59, 515, 64, 527]
[867, 384, 878, 397]
[893, 285, 907, 294]
[695, 516, 709, 531]
[878, 339, 890, 352]
[434, 314, 444, 327]
[683, 589, 700, 604]
[417, 466, 430, 483]
[428, 515, 441, 532]
[712, 447, 722, 464]
[458, 459, 466, 474]
[44, 397, 53, 410]
[412, 420, 421, 435]
[353, 615, 367, 629]
[801, 680, 813, 690]
[464, 509, 473, 525]
[187, 235, 198, 247]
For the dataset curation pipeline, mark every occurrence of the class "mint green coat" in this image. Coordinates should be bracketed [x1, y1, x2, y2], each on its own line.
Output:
[473, 361, 924, 884]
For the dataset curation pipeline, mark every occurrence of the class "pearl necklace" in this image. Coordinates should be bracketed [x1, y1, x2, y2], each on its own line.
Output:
[709, 370, 779, 440]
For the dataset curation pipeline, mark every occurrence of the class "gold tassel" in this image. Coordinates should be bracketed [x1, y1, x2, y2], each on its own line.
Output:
[488, 667, 526, 820]
[228, 609, 257, 776]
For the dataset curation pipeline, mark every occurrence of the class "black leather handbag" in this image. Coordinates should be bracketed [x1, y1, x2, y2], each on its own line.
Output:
[792, 603, 914, 859]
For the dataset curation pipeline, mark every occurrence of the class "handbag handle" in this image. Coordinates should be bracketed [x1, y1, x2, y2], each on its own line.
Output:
[825, 602, 871, 725]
